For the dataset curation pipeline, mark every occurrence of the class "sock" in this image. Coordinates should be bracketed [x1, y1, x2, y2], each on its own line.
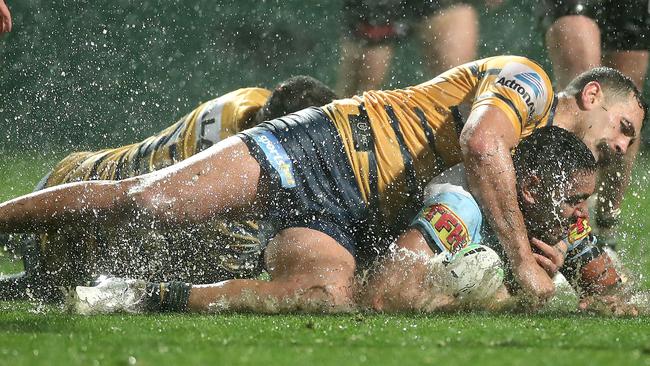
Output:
[144, 281, 191, 312]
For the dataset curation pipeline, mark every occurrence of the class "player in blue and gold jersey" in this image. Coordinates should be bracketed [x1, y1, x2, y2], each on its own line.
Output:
[0, 75, 338, 302]
[0, 56, 645, 310]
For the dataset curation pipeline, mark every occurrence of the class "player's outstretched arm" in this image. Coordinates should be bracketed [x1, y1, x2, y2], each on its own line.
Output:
[460, 105, 555, 302]
[0, 0, 11, 34]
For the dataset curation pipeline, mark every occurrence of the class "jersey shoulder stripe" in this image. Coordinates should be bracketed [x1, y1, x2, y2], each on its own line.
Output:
[472, 56, 555, 136]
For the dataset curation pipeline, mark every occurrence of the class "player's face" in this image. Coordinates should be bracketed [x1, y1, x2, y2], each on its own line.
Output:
[580, 93, 643, 166]
[524, 170, 596, 243]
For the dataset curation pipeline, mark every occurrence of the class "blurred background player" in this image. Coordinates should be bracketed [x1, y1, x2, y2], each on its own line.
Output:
[336, 0, 502, 96]
[540, 0, 650, 252]
[0, 0, 10, 34]
[0, 75, 338, 302]
[541, 0, 649, 91]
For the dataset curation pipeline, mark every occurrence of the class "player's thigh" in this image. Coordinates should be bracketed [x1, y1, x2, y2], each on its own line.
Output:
[337, 40, 394, 95]
[545, 15, 601, 87]
[264, 227, 356, 304]
[126, 135, 265, 223]
[418, 3, 478, 75]
[603, 50, 649, 91]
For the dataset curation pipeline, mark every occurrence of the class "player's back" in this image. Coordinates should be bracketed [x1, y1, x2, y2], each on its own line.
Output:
[45, 87, 270, 185]
[323, 55, 556, 223]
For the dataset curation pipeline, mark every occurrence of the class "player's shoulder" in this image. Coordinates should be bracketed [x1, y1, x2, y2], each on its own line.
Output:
[482, 56, 554, 120]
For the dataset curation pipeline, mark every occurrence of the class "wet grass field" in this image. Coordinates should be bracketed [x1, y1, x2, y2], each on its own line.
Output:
[0, 151, 649, 366]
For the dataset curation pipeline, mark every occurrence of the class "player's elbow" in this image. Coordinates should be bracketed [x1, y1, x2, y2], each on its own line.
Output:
[460, 130, 503, 164]
[302, 283, 354, 313]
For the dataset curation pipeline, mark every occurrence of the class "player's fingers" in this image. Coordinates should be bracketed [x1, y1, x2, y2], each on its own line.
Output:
[0, 17, 8, 34]
[533, 253, 558, 276]
[532, 238, 562, 265]
[531, 237, 554, 254]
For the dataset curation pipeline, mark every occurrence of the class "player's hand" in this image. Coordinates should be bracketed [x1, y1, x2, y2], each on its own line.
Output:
[531, 238, 567, 276]
[513, 258, 555, 304]
[0, 0, 11, 34]
[579, 295, 639, 317]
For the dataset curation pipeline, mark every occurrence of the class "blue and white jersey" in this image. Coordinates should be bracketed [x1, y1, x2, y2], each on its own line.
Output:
[411, 164, 483, 254]
[410, 164, 603, 281]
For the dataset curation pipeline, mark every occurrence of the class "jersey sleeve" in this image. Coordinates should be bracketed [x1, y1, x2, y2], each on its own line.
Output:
[410, 183, 483, 254]
[472, 57, 555, 137]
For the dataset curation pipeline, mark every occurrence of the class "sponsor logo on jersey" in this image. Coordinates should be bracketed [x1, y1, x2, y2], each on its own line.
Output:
[496, 76, 536, 114]
[495, 62, 548, 117]
[568, 218, 592, 244]
[422, 203, 470, 253]
[251, 130, 297, 188]
[514, 73, 544, 98]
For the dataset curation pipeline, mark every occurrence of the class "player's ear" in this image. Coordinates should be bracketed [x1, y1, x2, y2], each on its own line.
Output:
[579, 81, 605, 111]
[520, 174, 542, 204]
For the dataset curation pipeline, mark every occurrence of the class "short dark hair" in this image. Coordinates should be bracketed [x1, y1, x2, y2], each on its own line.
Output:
[563, 67, 647, 128]
[255, 75, 338, 123]
[513, 126, 597, 189]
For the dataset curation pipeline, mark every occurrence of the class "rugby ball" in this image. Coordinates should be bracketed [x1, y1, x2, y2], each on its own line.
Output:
[441, 244, 504, 302]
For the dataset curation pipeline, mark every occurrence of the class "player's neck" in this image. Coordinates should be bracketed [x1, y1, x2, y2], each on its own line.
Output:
[550, 95, 582, 135]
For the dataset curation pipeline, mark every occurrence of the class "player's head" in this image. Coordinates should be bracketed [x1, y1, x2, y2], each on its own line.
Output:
[562, 67, 646, 166]
[252, 75, 338, 125]
[513, 126, 598, 243]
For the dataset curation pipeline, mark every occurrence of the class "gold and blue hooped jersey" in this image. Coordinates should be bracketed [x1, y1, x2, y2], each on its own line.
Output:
[45, 87, 270, 184]
[322, 55, 556, 222]
[37, 88, 271, 283]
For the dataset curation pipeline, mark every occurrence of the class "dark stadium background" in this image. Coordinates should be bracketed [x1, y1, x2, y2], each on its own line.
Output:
[0, 0, 648, 152]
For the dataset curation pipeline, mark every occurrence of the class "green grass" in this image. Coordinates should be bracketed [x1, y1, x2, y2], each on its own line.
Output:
[1, 151, 650, 366]
[0, 303, 649, 366]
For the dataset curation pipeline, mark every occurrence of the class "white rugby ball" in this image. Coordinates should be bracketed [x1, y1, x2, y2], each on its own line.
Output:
[441, 244, 504, 302]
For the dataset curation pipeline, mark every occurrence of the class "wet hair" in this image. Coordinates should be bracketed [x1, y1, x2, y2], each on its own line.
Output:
[253, 75, 338, 124]
[563, 67, 647, 128]
[512, 126, 597, 189]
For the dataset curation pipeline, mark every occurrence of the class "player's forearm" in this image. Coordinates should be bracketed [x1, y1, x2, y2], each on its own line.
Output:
[463, 142, 533, 267]
[363, 255, 434, 312]
[362, 230, 451, 312]
[187, 279, 354, 314]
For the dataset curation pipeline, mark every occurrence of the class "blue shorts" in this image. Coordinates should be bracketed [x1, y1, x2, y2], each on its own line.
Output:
[238, 107, 394, 264]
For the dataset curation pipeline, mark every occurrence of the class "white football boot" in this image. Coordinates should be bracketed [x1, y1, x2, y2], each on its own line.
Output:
[67, 276, 148, 315]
